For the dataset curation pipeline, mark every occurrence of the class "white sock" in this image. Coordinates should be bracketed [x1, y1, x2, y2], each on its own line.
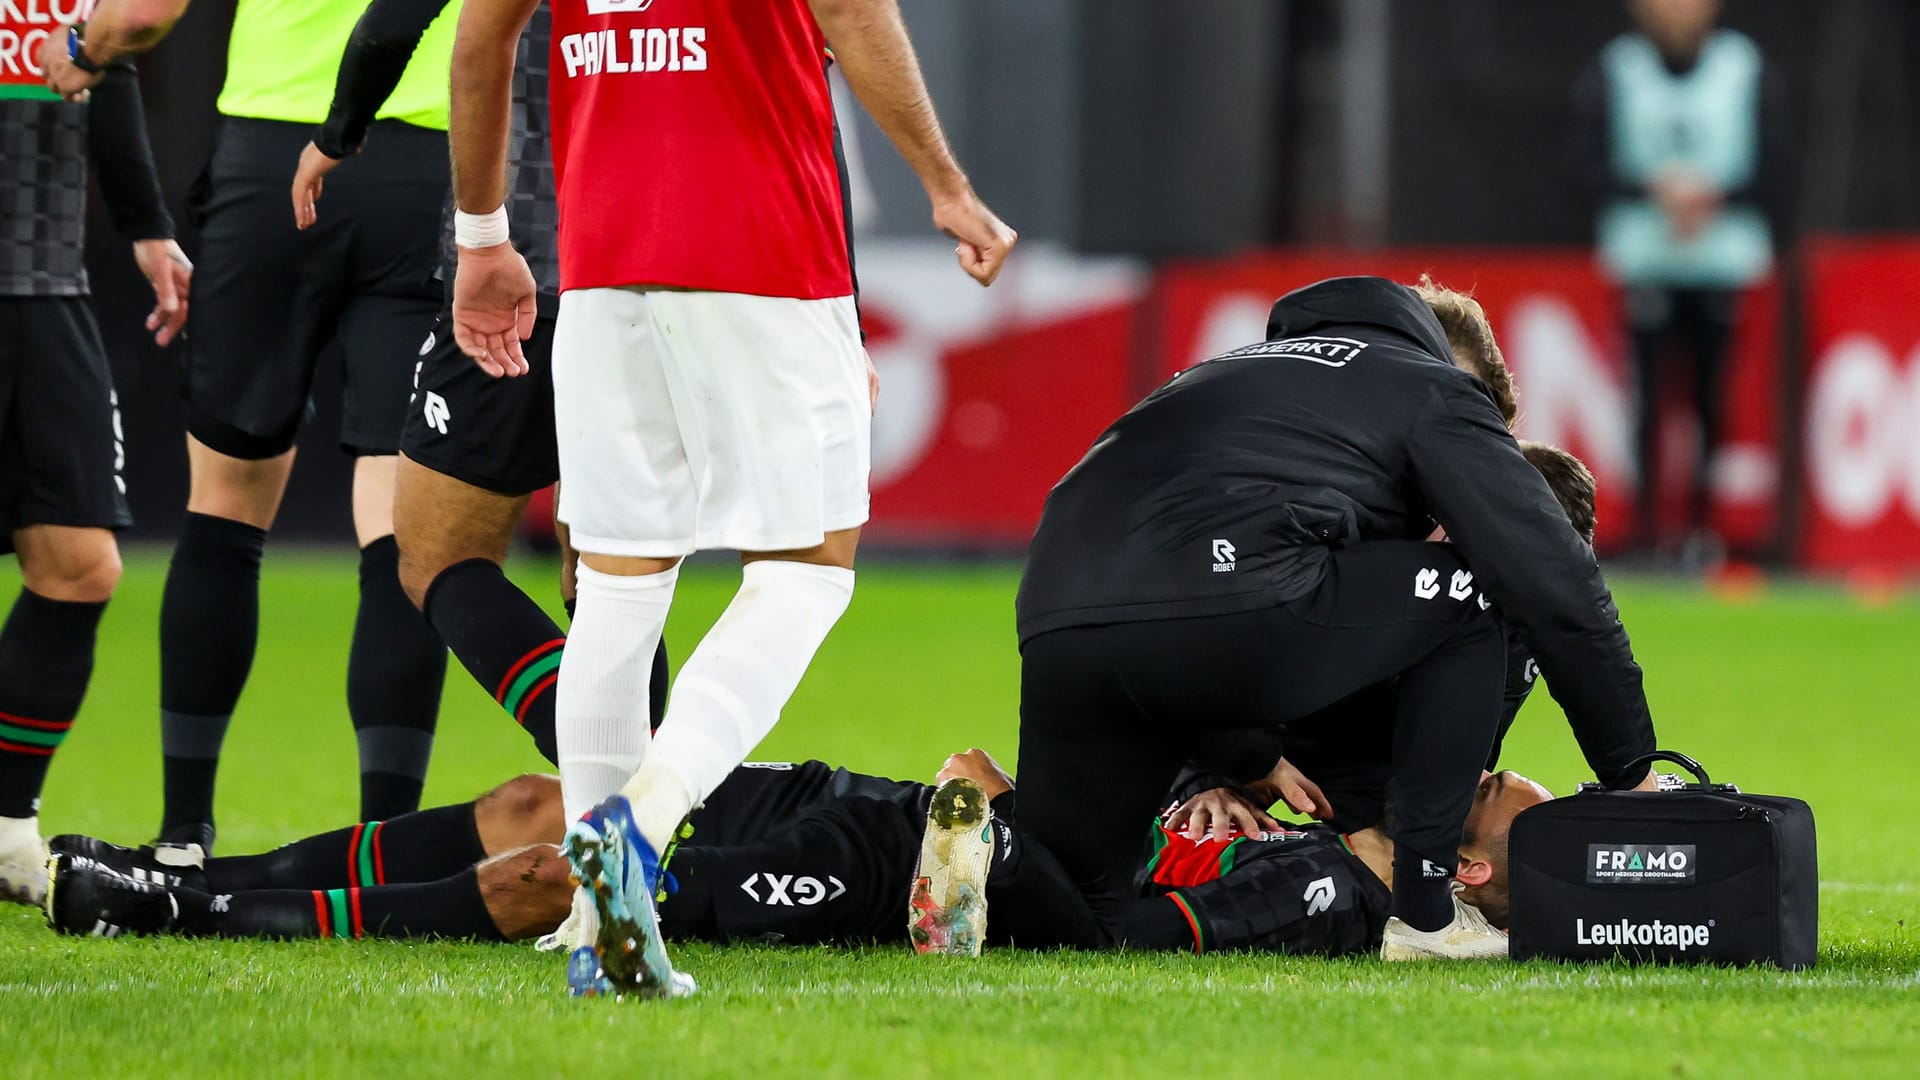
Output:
[557, 561, 678, 822]
[621, 560, 854, 851]
[0, 814, 41, 854]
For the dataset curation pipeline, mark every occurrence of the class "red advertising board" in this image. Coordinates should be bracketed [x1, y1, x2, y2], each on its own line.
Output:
[1152, 252, 1781, 553]
[864, 301, 1137, 546]
[1800, 240, 1920, 571]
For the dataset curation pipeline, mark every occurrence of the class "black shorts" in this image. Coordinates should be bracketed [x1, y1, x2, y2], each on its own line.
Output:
[400, 311, 559, 496]
[184, 117, 449, 460]
[0, 297, 131, 552]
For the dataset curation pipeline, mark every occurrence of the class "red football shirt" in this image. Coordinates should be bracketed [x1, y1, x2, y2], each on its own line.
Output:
[547, 0, 853, 299]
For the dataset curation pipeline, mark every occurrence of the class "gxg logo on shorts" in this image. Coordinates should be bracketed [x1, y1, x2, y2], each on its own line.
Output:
[740, 872, 846, 907]
[1588, 843, 1695, 884]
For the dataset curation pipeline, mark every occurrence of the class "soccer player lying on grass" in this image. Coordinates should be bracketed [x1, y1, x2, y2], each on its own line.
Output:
[42, 752, 1549, 957]
[46, 440, 1600, 956]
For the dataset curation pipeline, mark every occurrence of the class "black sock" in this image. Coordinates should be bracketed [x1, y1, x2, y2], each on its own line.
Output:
[348, 536, 447, 819]
[158, 513, 267, 841]
[423, 559, 567, 764]
[174, 868, 503, 941]
[0, 589, 107, 818]
[1392, 844, 1456, 932]
[207, 800, 486, 893]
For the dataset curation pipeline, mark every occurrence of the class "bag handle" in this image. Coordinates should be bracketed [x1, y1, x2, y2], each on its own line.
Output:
[1612, 750, 1712, 789]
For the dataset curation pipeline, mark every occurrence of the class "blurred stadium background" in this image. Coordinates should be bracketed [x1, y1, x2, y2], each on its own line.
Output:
[8, 4, 1918, 1071]
[70, 0, 1920, 581]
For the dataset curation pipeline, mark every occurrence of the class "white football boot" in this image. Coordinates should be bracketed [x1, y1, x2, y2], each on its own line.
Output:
[1380, 890, 1509, 961]
[0, 815, 48, 907]
[908, 778, 996, 957]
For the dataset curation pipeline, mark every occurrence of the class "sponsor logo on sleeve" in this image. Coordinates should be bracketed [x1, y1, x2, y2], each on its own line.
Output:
[1587, 843, 1695, 883]
[1414, 567, 1441, 599]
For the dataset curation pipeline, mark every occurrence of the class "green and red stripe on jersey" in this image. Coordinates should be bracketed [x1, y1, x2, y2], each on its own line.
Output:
[497, 639, 563, 726]
[0, 710, 73, 757]
[312, 887, 365, 939]
[1145, 819, 1322, 888]
[346, 821, 387, 888]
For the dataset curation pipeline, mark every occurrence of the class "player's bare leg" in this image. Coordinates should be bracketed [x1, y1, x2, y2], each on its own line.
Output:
[393, 455, 524, 609]
[478, 844, 575, 941]
[0, 526, 120, 906]
[474, 774, 567, 852]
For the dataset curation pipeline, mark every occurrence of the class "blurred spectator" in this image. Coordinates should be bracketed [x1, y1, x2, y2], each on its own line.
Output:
[1573, 0, 1790, 564]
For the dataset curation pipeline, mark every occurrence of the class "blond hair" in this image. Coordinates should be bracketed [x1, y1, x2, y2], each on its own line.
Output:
[1414, 275, 1518, 429]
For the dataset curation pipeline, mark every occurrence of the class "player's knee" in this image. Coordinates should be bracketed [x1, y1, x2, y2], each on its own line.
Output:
[394, 542, 440, 611]
[20, 532, 122, 603]
[476, 774, 565, 848]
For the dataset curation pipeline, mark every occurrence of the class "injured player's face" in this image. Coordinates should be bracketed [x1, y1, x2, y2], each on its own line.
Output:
[1454, 769, 1552, 928]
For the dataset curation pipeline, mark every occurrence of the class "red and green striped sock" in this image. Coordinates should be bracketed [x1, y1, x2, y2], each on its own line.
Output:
[172, 870, 503, 941]
[0, 589, 105, 818]
[206, 802, 488, 892]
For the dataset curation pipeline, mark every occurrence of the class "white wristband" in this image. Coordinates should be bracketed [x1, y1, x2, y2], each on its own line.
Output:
[454, 206, 510, 249]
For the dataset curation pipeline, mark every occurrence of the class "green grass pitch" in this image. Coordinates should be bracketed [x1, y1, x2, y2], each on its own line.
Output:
[3, 551, 1916, 1076]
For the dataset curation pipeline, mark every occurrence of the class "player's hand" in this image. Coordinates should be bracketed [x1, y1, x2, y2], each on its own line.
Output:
[935, 748, 1013, 801]
[931, 187, 1017, 287]
[291, 142, 349, 230]
[1166, 788, 1281, 842]
[452, 243, 537, 378]
[132, 238, 193, 347]
[38, 29, 104, 102]
[864, 352, 880, 411]
[1630, 770, 1663, 793]
[1250, 757, 1335, 822]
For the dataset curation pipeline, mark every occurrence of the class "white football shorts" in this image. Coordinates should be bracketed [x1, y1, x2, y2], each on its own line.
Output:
[552, 286, 871, 557]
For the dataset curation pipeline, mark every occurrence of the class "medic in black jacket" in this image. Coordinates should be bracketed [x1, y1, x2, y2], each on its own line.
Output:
[1012, 275, 1657, 958]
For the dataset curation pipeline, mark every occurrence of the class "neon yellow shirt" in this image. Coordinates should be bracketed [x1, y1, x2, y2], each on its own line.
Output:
[215, 0, 462, 130]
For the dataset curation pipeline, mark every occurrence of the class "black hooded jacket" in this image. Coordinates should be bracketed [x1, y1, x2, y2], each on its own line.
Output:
[1015, 276, 1655, 786]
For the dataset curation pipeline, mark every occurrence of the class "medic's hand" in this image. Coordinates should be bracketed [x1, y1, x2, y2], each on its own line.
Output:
[452, 242, 537, 378]
[1249, 757, 1335, 822]
[1166, 787, 1282, 843]
[935, 748, 1013, 801]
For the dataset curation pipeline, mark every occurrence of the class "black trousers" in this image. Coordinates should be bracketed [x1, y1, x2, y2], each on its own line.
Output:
[1627, 286, 1738, 540]
[1016, 541, 1509, 938]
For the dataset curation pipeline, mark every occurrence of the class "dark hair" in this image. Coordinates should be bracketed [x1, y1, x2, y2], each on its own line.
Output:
[1413, 275, 1518, 429]
[1519, 440, 1598, 544]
